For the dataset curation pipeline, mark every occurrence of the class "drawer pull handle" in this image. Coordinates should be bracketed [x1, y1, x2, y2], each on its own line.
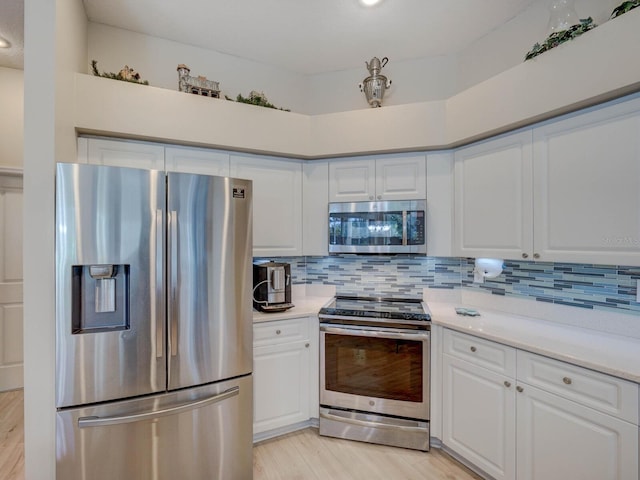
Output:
[305, 343, 310, 348]
[563, 377, 572, 385]
[504, 381, 511, 388]
[470, 346, 477, 352]
[516, 386, 524, 393]
[276, 329, 281, 335]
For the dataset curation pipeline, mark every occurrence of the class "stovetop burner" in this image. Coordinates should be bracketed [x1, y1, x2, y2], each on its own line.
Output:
[319, 296, 431, 323]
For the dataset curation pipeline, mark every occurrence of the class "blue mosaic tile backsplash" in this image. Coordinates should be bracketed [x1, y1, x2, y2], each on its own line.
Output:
[254, 256, 640, 316]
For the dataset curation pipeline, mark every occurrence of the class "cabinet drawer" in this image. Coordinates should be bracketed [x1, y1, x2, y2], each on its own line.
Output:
[444, 329, 516, 377]
[517, 350, 639, 425]
[254, 317, 309, 347]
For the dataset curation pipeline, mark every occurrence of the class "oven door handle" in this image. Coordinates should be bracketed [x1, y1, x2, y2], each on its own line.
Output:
[320, 325, 429, 340]
[320, 410, 426, 433]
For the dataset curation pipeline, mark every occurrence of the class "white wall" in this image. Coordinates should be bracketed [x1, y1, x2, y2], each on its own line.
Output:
[23, 0, 87, 479]
[455, 0, 620, 91]
[306, 55, 459, 115]
[86, 0, 623, 116]
[88, 23, 308, 114]
[0, 67, 24, 169]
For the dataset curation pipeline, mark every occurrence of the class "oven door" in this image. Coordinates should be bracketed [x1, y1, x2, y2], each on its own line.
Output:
[320, 324, 429, 420]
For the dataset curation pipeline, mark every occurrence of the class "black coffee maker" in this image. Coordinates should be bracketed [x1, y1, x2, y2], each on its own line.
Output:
[253, 262, 294, 312]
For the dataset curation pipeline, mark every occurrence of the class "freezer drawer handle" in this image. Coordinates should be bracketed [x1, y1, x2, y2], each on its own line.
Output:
[77, 386, 240, 428]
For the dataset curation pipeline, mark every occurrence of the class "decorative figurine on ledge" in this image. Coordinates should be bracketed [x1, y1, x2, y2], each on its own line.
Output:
[177, 64, 221, 98]
[91, 60, 149, 85]
[359, 56, 392, 108]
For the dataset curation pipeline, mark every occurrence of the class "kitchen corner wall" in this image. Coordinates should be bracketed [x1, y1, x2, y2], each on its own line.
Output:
[255, 255, 640, 317]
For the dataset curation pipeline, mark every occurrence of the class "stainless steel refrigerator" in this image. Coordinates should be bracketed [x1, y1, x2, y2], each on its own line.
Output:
[55, 163, 253, 480]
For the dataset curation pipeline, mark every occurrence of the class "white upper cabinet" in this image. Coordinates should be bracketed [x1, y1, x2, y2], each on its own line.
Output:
[230, 154, 303, 257]
[329, 155, 426, 202]
[454, 95, 640, 265]
[532, 97, 640, 265]
[453, 130, 533, 260]
[302, 161, 329, 256]
[81, 137, 165, 170]
[165, 146, 230, 176]
[329, 158, 376, 202]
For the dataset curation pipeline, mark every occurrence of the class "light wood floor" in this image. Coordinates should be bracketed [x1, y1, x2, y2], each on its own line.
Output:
[0, 389, 24, 480]
[1, 390, 481, 480]
[254, 428, 482, 480]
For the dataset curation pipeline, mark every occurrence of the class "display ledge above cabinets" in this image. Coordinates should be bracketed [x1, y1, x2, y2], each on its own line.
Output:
[73, 9, 640, 159]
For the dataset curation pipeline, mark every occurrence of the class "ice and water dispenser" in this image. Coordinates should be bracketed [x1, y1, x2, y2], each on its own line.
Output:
[71, 264, 130, 334]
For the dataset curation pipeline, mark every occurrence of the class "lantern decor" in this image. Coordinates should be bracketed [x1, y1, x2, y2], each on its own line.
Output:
[359, 57, 392, 108]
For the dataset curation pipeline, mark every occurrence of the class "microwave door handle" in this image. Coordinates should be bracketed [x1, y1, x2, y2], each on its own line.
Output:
[402, 210, 408, 245]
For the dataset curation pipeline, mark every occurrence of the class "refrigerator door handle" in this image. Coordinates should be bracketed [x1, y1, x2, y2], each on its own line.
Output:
[155, 209, 164, 358]
[77, 386, 240, 429]
[168, 210, 178, 357]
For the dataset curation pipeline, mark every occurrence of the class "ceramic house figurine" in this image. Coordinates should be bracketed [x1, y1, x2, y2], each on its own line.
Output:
[177, 64, 221, 98]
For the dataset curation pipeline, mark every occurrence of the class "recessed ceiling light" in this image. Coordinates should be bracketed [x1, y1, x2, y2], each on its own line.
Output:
[0, 36, 11, 49]
[360, 0, 383, 6]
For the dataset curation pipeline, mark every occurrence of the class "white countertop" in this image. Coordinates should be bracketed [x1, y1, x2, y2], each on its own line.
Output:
[252, 295, 331, 323]
[428, 301, 640, 384]
[252, 284, 334, 323]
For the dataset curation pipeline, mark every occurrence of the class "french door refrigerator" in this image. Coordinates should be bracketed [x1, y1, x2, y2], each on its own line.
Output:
[55, 163, 253, 480]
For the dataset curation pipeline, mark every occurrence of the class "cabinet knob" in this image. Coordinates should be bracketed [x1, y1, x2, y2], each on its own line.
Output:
[369, 195, 374, 200]
[276, 329, 281, 335]
[516, 386, 524, 393]
[562, 376, 572, 385]
[305, 343, 310, 348]
[533, 253, 540, 259]
[504, 381, 511, 388]
[470, 346, 477, 353]
[377, 195, 382, 200]
[522, 253, 529, 259]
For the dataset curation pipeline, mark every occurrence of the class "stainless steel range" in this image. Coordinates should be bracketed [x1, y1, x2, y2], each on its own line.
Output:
[318, 296, 431, 451]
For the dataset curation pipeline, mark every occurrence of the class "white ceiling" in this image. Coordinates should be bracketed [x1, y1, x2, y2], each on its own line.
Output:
[1, 0, 540, 74]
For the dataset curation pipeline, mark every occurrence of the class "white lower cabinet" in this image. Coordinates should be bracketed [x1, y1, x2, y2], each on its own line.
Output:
[516, 383, 638, 480]
[442, 331, 516, 480]
[442, 329, 639, 480]
[253, 317, 317, 438]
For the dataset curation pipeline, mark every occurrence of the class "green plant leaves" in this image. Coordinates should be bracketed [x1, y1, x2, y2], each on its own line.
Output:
[524, 17, 596, 61]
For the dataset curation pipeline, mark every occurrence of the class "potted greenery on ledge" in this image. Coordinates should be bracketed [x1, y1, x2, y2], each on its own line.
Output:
[611, 0, 640, 19]
[524, 17, 596, 61]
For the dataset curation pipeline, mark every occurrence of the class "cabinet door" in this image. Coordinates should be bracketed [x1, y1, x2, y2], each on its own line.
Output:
[533, 98, 640, 265]
[85, 138, 165, 170]
[516, 383, 638, 480]
[328, 158, 376, 202]
[442, 354, 516, 480]
[253, 339, 310, 435]
[453, 130, 533, 260]
[165, 146, 229, 176]
[303, 161, 329, 256]
[375, 155, 426, 201]
[230, 155, 302, 257]
[426, 152, 453, 257]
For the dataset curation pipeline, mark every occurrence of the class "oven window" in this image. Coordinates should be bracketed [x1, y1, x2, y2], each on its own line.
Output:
[324, 333, 423, 402]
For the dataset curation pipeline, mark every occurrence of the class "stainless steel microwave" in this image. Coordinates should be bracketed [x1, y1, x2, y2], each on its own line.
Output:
[328, 200, 427, 254]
